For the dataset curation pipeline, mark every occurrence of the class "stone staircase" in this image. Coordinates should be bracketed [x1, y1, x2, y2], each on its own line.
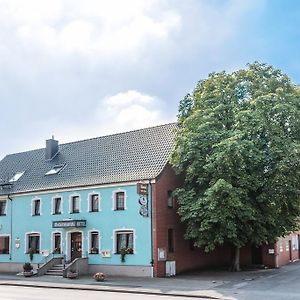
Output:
[44, 264, 64, 277]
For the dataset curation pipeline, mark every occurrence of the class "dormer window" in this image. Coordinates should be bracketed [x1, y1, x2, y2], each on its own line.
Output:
[45, 164, 66, 175]
[9, 171, 25, 182]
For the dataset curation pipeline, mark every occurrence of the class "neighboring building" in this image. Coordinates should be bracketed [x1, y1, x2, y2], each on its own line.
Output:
[0, 123, 299, 277]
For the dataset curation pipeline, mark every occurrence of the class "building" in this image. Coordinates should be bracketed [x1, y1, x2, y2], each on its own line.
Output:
[0, 123, 299, 278]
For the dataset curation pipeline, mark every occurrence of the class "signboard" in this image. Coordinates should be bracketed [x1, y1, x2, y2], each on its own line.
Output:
[137, 183, 148, 195]
[52, 220, 87, 228]
[101, 250, 112, 258]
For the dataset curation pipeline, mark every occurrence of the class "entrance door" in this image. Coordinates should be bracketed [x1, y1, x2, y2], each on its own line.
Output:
[251, 245, 262, 265]
[71, 232, 82, 261]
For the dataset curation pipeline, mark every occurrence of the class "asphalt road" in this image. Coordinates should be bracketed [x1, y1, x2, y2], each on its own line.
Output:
[0, 286, 207, 300]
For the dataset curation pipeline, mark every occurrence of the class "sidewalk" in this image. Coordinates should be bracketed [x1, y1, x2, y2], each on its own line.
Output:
[0, 267, 279, 300]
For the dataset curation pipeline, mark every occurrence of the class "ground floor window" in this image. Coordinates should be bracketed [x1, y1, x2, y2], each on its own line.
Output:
[116, 230, 134, 254]
[27, 233, 40, 253]
[90, 231, 99, 254]
[53, 232, 61, 254]
[0, 236, 9, 254]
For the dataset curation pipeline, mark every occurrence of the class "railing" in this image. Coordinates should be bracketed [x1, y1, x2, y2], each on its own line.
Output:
[37, 252, 65, 269]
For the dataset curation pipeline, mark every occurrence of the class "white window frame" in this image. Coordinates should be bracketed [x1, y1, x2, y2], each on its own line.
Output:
[112, 189, 127, 211]
[52, 195, 63, 215]
[88, 230, 101, 254]
[69, 193, 81, 214]
[87, 192, 101, 212]
[31, 198, 42, 216]
[0, 199, 7, 216]
[0, 234, 10, 254]
[25, 232, 41, 254]
[51, 231, 62, 254]
[113, 228, 136, 254]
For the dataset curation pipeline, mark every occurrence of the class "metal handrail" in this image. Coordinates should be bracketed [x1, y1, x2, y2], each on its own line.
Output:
[37, 252, 64, 268]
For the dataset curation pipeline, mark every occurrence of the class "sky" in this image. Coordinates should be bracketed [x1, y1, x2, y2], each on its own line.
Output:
[0, 0, 300, 160]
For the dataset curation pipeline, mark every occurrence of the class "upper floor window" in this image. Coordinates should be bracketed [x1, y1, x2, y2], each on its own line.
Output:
[168, 228, 175, 253]
[115, 230, 134, 254]
[32, 199, 41, 216]
[90, 231, 99, 254]
[0, 200, 7, 216]
[115, 191, 125, 211]
[71, 195, 80, 213]
[90, 194, 99, 212]
[53, 197, 62, 215]
[0, 236, 9, 254]
[45, 163, 66, 175]
[27, 233, 40, 254]
[167, 190, 174, 208]
[9, 171, 25, 182]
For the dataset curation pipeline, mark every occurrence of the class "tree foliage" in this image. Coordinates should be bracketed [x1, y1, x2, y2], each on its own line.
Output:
[171, 62, 300, 269]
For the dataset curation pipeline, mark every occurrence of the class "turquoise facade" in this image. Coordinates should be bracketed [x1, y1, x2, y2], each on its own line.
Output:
[0, 183, 152, 267]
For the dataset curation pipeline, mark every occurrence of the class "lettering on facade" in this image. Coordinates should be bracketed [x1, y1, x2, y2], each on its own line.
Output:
[137, 183, 148, 195]
[52, 220, 87, 228]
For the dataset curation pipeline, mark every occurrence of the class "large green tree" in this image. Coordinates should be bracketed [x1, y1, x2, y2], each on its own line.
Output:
[171, 62, 300, 271]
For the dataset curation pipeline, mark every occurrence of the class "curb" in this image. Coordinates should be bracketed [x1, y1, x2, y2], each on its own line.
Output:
[0, 282, 225, 300]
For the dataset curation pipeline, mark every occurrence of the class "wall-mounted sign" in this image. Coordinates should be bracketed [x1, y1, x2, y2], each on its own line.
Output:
[41, 249, 49, 256]
[137, 183, 148, 195]
[158, 247, 166, 261]
[268, 249, 275, 254]
[52, 220, 86, 228]
[15, 238, 20, 249]
[101, 250, 112, 258]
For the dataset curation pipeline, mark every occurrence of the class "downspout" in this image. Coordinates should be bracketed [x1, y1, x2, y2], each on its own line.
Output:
[149, 180, 153, 277]
[8, 195, 13, 261]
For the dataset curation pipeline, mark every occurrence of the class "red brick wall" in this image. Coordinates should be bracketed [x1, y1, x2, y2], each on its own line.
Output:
[153, 164, 232, 277]
[152, 164, 299, 276]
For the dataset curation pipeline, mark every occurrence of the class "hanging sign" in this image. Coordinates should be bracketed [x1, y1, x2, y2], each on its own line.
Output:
[137, 183, 148, 195]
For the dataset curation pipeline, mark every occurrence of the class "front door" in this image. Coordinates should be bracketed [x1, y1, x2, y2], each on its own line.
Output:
[71, 232, 82, 261]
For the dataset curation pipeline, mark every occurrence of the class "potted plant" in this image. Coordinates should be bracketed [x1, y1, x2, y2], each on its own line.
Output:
[120, 247, 133, 263]
[23, 262, 33, 277]
[93, 272, 105, 281]
[28, 248, 35, 261]
[90, 247, 99, 254]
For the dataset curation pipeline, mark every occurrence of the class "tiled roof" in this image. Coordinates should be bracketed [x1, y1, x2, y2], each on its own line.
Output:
[0, 123, 177, 195]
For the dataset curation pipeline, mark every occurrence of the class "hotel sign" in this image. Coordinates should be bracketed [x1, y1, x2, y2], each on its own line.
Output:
[137, 182, 148, 195]
[52, 220, 86, 228]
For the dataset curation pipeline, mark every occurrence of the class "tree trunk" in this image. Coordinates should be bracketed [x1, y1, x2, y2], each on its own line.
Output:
[229, 246, 241, 272]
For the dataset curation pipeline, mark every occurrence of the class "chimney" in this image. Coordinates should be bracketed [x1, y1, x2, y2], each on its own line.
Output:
[45, 136, 59, 160]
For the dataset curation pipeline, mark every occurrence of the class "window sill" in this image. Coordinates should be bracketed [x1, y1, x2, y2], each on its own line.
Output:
[89, 210, 99, 213]
[32, 214, 40, 216]
[52, 212, 61, 215]
[70, 212, 80, 214]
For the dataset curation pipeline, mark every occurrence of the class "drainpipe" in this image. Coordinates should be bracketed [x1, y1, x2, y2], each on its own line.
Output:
[149, 180, 154, 278]
[8, 195, 13, 261]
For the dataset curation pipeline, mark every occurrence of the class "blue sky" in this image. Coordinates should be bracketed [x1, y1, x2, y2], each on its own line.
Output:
[0, 0, 299, 159]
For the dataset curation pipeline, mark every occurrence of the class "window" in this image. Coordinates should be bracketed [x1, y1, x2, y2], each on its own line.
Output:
[116, 230, 134, 254]
[9, 171, 25, 182]
[45, 164, 66, 175]
[27, 233, 40, 254]
[71, 196, 80, 213]
[53, 197, 62, 215]
[0, 236, 9, 254]
[53, 232, 61, 254]
[90, 194, 99, 212]
[90, 231, 99, 254]
[167, 190, 174, 208]
[115, 192, 125, 211]
[32, 199, 41, 216]
[0, 200, 6, 216]
[168, 229, 175, 253]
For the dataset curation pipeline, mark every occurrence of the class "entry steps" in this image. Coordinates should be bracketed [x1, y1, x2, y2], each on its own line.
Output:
[44, 264, 64, 277]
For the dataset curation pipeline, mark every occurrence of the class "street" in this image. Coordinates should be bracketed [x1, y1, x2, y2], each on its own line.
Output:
[0, 286, 206, 300]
